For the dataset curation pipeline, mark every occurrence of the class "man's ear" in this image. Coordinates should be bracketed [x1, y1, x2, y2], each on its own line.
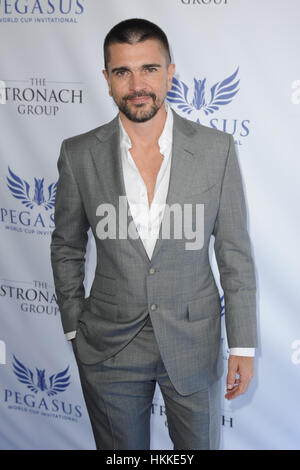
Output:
[167, 63, 175, 92]
[102, 69, 112, 97]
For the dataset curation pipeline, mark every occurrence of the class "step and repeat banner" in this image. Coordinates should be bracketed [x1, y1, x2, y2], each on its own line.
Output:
[1, 0, 299, 450]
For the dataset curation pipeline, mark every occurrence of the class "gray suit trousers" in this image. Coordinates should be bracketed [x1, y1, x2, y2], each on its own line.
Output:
[72, 315, 221, 450]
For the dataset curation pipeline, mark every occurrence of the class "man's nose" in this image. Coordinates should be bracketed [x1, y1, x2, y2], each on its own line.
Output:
[128, 71, 146, 91]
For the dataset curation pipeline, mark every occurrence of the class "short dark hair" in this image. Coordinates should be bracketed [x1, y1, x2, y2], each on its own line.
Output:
[103, 18, 172, 71]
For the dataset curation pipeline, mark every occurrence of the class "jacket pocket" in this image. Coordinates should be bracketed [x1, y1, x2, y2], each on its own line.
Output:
[187, 292, 221, 322]
[184, 183, 217, 201]
[91, 272, 117, 298]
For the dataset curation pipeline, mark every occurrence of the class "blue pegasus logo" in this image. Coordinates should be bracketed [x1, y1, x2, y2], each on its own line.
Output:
[6, 167, 57, 210]
[12, 355, 71, 396]
[167, 67, 240, 115]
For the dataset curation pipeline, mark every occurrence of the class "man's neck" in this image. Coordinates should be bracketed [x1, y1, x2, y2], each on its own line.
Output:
[119, 103, 167, 148]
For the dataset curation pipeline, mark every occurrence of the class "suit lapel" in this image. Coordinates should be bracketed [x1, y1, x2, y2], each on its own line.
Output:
[91, 116, 151, 264]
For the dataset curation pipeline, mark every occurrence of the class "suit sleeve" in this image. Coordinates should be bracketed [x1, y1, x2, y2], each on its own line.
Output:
[50, 140, 90, 334]
[213, 135, 258, 348]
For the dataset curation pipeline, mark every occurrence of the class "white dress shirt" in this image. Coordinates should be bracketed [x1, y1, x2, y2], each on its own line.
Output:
[119, 101, 173, 261]
[66, 102, 255, 357]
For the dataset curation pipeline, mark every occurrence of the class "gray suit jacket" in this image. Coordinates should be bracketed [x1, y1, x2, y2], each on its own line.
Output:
[50, 109, 257, 395]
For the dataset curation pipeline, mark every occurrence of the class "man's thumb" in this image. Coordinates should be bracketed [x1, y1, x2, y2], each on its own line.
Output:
[227, 365, 237, 390]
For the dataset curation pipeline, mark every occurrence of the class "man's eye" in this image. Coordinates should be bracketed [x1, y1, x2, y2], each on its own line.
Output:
[116, 70, 128, 77]
[145, 67, 157, 73]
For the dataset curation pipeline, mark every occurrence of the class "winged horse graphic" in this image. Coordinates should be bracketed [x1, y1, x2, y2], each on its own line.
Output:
[7, 167, 57, 210]
[12, 355, 71, 397]
[167, 67, 240, 116]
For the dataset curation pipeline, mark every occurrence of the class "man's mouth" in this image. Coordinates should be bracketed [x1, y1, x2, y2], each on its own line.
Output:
[128, 96, 151, 104]
[124, 92, 155, 105]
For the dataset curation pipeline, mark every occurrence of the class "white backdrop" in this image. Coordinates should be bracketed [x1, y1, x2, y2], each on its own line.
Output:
[1, 0, 300, 450]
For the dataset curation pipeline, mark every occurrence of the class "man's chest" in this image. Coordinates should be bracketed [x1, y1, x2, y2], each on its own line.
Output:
[129, 147, 165, 207]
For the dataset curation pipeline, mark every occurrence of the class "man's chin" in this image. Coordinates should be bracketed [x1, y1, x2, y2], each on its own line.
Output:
[121, 106, 159, 123]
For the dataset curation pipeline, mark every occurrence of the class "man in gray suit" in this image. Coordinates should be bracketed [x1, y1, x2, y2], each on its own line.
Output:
[50, 18, 258, 450]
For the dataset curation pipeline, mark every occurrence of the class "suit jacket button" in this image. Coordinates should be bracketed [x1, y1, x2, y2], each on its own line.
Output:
[150, 303, 157, 311]
[149, 267, 156, 275]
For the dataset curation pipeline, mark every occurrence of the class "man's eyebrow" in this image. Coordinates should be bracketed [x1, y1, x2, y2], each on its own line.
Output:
[111, 66, 130, 74]
[111, 64, 162, 74]
[141, 63, 162, 69]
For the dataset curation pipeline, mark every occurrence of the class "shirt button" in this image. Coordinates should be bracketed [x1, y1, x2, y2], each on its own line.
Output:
[150, 303, 157, 311]
[149, 267, 156, 275]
